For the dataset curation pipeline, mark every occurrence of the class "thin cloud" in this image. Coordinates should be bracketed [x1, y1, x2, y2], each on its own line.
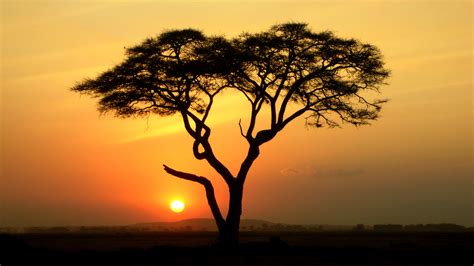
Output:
[279, 168, 300, 177]
[280, 165, 364, 178]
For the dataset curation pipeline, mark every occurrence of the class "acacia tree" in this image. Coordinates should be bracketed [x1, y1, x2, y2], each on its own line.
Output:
[72, 23, 389, 246]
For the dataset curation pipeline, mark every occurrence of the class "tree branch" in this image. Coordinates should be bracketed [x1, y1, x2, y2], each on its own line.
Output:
[244, 101, 258, 141]
[236, 145, 260, 184]
[163, 164, 226, 231]
[238, 119, 246, 138]
[180, 111, 235, 186]
[192, 140, 206, 160]
[277, 69, 323, 125]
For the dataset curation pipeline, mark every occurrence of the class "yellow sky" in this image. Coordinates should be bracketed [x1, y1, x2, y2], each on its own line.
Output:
[1, 0, 472, 227]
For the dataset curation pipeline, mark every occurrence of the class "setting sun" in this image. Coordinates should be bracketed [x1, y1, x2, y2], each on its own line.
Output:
[170, 200, 185, 213]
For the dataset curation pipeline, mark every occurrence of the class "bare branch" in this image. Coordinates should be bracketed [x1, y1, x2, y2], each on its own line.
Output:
[163, 164, 225, 231]
[180, 112, 235, 185]
[238, 119, 246, 139]
[192, 140, 206, 160]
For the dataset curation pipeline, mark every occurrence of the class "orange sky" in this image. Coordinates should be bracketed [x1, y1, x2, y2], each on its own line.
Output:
[1, 0, 472, 227]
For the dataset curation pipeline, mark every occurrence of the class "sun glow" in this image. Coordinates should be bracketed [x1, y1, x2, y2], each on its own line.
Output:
[170, 199, 185, 213]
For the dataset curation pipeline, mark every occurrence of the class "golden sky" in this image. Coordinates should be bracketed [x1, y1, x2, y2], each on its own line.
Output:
[1, 0, 472, 227]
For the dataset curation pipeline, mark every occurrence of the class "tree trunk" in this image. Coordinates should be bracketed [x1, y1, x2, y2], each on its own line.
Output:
[218, 184, 243, 246]
[216, 144, 259, 246]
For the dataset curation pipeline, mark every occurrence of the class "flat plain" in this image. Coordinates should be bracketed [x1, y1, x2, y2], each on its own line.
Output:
[1, 231, 472, 265]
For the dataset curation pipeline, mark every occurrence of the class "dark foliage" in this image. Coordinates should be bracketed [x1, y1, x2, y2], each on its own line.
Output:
[72, 23, 389, 128]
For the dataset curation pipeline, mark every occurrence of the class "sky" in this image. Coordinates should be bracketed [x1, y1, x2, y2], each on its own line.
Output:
[1, 0, 472, 227]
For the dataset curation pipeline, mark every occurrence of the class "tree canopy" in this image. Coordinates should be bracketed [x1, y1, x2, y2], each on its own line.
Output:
[73, 23, 389, 137]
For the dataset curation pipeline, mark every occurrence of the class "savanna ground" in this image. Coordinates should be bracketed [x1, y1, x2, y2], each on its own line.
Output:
[1, 231, 472, 265]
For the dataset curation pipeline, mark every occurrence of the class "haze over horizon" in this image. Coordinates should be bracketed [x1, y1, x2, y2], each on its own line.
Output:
[1, 0, 472, 227]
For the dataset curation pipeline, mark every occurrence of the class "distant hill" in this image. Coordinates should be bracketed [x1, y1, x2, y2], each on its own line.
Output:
[132, 218, 276, 231]
[132, 219, 355, 232]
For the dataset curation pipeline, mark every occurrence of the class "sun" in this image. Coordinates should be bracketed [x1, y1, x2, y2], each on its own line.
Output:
[170, 199, 185, 213]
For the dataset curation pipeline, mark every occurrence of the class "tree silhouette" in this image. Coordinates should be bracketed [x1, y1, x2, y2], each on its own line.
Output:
[72, 23, 389, 246]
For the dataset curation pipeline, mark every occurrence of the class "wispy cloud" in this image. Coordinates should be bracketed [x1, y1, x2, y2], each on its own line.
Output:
[280, 165, 364, 178]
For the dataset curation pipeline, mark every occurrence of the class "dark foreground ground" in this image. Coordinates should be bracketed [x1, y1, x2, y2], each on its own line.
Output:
[1, 231, 472, 265]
